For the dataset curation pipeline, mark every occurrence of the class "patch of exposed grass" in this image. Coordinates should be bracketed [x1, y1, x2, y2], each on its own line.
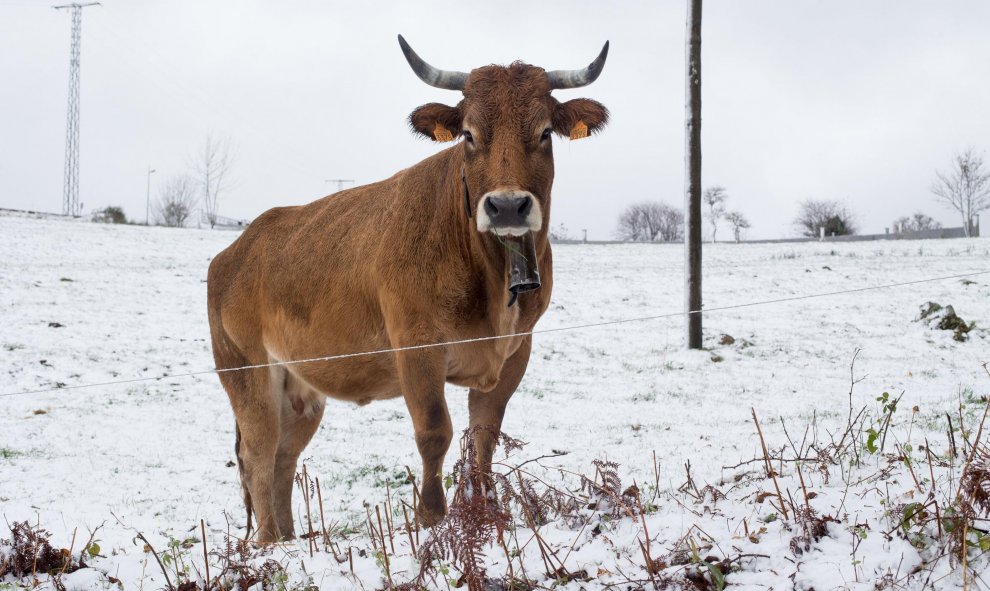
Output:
[1, 448, 24, 459]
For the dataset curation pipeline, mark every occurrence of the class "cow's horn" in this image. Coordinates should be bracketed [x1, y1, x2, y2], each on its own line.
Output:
[546, 41, 610, 90]
[397, 35, 468, 91]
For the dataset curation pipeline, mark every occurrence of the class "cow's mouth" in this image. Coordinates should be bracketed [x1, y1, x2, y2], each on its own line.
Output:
[503, 231, 541, 307]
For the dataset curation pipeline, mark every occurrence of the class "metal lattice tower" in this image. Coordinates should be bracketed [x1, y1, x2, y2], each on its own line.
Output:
[324, 179, 355, 193]
[54, 2, 99, 217]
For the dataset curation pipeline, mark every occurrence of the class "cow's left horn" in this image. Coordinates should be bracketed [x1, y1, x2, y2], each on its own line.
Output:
[546, 41, 610, 90]
[398, 35, 468, 91]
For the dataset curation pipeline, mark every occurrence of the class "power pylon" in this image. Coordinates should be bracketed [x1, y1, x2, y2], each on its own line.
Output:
[324, 179, 355, 193]
[54, 2, 100, 217]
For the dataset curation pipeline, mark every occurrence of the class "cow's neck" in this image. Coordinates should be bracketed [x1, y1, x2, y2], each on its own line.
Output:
[441, 149, 551, 313]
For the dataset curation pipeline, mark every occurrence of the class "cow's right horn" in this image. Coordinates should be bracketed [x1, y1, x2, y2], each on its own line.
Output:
[398, 35, 468, 91]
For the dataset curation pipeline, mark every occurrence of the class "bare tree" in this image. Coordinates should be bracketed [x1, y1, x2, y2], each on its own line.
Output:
[892, 212, 942, 234]
[616, 204, 648, 241]
[155, 174, 198, 227]
[930, 148, 989, 237]
[548, 222, 572, 242]
[724, 210, 750, 243]
[794, 199, 857, 237]
[703, 186, 727, 243]
[615, 201, 684, 242]
[651, 203, 684, 241]
[192, 134, 236, 229]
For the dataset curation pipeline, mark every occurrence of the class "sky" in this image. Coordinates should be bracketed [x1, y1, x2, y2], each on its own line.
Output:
[1, 0, 989, 240]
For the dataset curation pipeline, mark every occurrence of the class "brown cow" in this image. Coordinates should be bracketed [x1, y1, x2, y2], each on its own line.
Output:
[207, 36, 609, 543]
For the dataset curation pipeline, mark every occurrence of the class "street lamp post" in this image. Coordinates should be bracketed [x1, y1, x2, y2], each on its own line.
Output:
[145, 166, 156, 225]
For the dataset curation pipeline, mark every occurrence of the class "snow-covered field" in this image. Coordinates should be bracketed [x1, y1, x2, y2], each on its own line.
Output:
[2, 211, 989, 590]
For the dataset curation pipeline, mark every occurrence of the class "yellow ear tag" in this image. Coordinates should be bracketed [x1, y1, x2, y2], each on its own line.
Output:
[433, 123, 454, 142]
[569, 120, 589, 140]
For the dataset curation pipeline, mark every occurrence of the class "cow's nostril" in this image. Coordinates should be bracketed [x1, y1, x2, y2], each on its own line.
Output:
[484, 198, 500, 217]
[517, 196, 533, 217]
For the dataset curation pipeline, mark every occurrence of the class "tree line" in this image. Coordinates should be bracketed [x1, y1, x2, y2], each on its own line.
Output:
[615, 186, 750, 242]
[614, 148, 989, 241]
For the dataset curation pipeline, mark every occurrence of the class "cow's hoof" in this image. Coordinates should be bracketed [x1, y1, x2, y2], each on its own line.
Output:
[252, 524, 291, 546]
[418, 483, 448, 527]
[417, 505, 447, 528]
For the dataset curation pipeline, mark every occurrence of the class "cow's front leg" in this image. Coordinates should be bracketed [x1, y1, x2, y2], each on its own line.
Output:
[468, 336, 532, 480]
[396, 346, 452, 527]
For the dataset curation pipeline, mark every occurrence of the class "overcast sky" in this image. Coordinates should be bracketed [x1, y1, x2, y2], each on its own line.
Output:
[2, 0, 988, 239]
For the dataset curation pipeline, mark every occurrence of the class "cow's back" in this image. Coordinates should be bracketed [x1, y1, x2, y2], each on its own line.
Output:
[206, 169, 417, 398]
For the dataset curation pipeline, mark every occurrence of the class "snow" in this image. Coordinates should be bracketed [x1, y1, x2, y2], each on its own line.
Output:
[1, 212, 989, 589]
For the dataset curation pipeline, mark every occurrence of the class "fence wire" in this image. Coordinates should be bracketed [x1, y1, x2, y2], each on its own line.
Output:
[1, 269, 987, 399]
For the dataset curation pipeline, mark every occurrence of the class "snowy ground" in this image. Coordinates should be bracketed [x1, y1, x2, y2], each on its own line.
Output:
[1, 212, 989, 590]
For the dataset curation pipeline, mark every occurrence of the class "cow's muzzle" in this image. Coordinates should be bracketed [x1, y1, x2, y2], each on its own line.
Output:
[477, 190, 542, 236]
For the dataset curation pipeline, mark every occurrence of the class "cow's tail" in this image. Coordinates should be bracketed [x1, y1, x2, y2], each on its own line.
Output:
[234, 422, 254, 537]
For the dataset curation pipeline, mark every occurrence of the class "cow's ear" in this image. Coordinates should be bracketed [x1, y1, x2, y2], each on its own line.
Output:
[553, 98, 609, 140]
[409, 103, 462, 142]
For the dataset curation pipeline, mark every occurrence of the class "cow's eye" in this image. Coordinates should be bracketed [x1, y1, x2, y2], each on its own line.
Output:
[463, 130, 474, 144]
[541, 128, 552, 142]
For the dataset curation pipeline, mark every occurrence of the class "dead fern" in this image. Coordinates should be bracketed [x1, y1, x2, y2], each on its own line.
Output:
[404, 428, 628, 590]
[579, 459, 641, 520]
[941, 444, 990, 563]
[409, 427, 513, 591]
[0, 521, 78, 579]
[789, 505, 833, 555]
[208, 535, 287, 591]
[960, 454, 990, 516]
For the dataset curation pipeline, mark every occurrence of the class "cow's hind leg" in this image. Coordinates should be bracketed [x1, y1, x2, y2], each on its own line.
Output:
[218, 354, 282, 544]
[468, 336, 532, 479]
[272, 368, 325, 539]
